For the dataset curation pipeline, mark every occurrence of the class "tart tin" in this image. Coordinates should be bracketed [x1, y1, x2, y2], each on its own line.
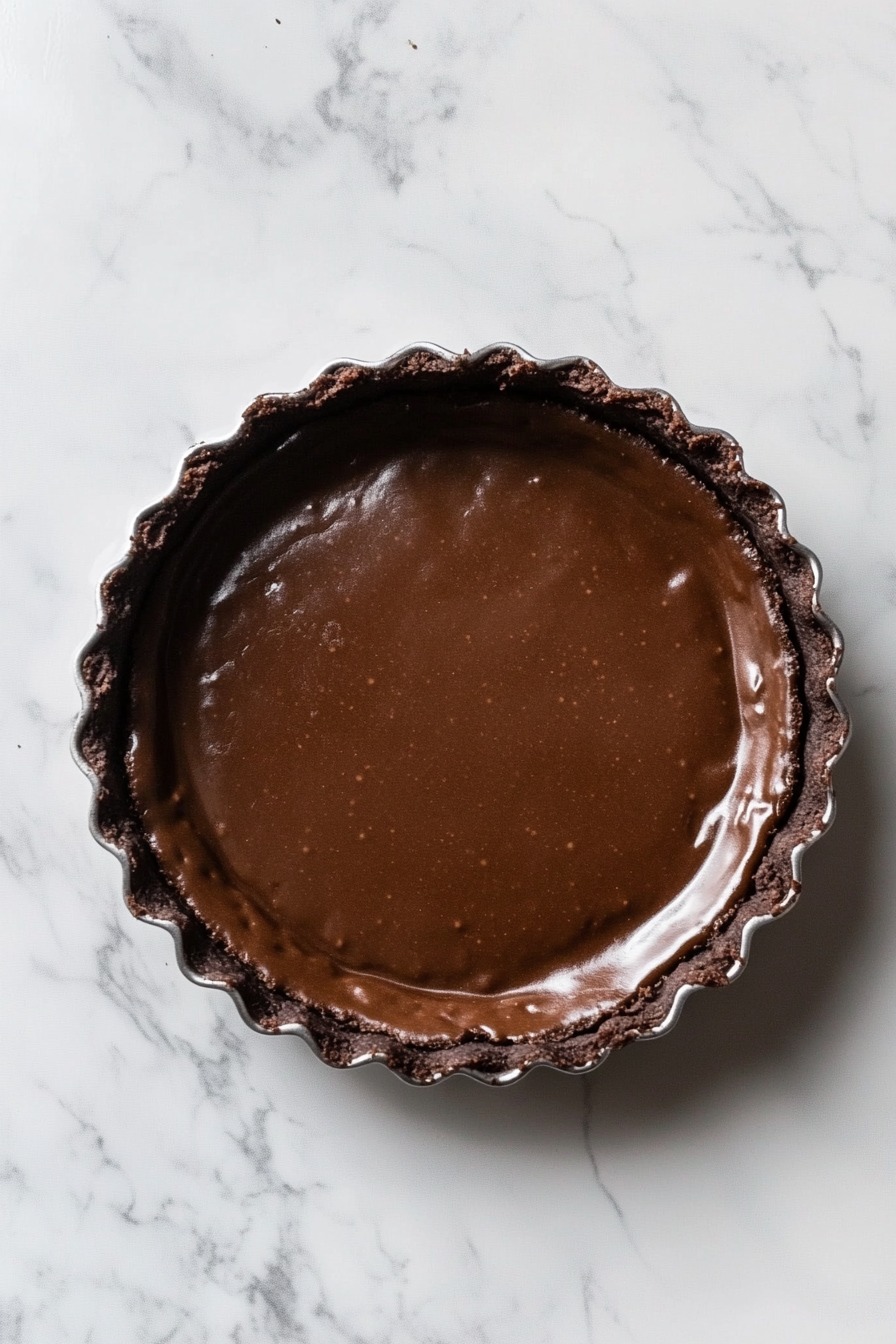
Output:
[75, 344, 849, 1085]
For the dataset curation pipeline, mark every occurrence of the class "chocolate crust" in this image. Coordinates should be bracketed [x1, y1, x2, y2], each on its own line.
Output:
[75, 345, 849, 1084]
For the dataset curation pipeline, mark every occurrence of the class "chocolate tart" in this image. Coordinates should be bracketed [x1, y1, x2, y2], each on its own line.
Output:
[76, 346, 848, 1084]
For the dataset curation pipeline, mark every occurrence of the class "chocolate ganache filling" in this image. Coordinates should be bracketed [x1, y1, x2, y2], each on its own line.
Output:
[128, 394, 798, 1039]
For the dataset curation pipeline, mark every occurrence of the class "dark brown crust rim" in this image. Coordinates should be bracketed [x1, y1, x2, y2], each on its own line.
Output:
[75, 345, 849, 1086]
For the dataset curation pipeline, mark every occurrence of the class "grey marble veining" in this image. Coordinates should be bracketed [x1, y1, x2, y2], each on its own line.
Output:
[2, 1, 895, 1340]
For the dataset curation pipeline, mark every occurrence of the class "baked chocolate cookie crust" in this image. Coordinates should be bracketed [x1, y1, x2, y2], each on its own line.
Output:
[76, 346, 849, 1084]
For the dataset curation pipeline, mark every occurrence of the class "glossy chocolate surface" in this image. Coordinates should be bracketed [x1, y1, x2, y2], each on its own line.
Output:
[128, 395, 798, 1038]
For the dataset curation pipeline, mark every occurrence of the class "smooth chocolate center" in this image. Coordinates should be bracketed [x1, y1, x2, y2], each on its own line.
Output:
[128, 396, 797, 1038]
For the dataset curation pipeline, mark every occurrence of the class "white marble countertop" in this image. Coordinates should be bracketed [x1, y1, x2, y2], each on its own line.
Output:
[3, 2, 895, 1340]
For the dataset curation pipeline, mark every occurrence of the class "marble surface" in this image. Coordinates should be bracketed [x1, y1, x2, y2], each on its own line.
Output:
[2, 1, 895, 1339]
